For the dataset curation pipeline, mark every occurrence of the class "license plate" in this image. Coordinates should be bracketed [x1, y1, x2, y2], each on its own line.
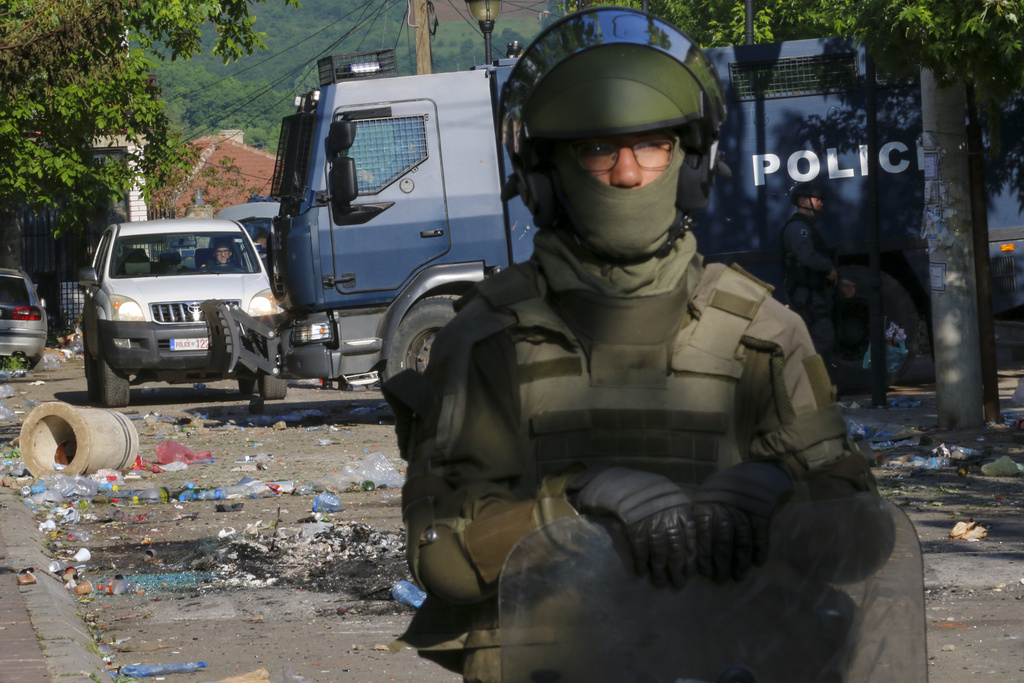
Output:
[170, 338, 209, 351]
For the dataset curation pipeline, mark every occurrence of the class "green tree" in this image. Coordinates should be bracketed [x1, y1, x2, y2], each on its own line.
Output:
[566, 0, 839, 48]
[0, 0, 299, 261]
[828, 0, 1024, 427]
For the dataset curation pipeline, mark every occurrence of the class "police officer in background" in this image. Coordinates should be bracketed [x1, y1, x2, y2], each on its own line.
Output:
[383, 9, 882, 681]
[781, 182, 837, 360]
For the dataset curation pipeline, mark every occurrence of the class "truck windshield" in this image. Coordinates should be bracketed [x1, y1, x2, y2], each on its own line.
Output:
[111, 232, 261, 278]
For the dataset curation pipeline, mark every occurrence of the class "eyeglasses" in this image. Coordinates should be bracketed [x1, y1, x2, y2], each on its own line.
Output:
[573, 138, 675, 173]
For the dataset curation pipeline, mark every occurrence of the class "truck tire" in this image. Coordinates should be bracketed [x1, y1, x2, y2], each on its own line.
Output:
[97, 349, 130, 408]
[258, 372, 288, 400]
[384, 295, 458, 380]
[831, 265, 921, 393]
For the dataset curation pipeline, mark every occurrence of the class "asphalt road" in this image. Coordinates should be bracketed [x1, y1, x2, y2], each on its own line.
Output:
[2, 352, 1023, 682]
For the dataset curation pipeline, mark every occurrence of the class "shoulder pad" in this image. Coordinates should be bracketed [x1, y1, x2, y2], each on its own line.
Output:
[474, 262, 541, 310]
[691, 263, 772, 320]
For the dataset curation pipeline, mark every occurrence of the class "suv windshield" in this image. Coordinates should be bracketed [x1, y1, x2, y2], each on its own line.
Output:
[112, 232, 261, 278]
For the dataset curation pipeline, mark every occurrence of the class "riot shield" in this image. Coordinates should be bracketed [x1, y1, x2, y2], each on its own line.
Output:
[500, 497, 925, 683]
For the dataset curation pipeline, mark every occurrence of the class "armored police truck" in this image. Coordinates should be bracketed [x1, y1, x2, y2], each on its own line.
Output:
[206, 40, 1024, 393]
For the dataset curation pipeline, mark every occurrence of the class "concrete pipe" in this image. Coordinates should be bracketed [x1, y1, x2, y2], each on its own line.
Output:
[20, 402, 139, 478]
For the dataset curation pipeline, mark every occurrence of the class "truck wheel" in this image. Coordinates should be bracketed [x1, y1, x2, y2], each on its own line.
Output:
[831, 265, 921, 393]
[97, 349, 130, 408]
[385, 296, 457, 379]
[258, 372, 288, 400]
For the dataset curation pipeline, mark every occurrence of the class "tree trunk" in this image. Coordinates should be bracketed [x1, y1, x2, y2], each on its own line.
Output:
[920, 70, 983, 429]
[0, 206, 23, 270]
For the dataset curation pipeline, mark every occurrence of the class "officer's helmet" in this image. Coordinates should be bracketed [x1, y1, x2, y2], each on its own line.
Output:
[499, 7, 727, 225]
[790, 181, 827, 206]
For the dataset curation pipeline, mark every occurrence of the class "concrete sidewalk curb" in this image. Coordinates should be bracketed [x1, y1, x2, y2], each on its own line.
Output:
[0, 485, 109, 681]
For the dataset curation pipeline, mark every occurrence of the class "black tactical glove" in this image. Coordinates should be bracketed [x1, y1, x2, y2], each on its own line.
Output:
[567, 467, 695, 588]
[693, 462, 794, 583]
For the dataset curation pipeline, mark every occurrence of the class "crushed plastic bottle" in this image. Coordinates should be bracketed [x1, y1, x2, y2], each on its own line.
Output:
[312, 492, 344, 513]
[392, 580, 427, 608]
[119, 661, 207, 678]
[67, 530, 91, 542]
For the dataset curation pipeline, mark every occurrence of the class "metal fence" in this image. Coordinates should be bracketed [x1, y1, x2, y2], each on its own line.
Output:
[20, 206, 96, 340]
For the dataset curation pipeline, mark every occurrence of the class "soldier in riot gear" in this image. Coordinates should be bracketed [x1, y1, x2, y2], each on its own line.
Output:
[781, 181, 837, 359]
[383, 9, 884, 682]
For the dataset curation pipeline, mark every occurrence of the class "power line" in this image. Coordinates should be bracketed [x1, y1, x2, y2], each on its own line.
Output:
[183, 1, 399, 141]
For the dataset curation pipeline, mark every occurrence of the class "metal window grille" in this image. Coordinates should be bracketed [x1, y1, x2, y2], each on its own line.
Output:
[271, 112, 317, 201]
[350, 116, 428, 195]
[730, 53, 860, 101]
[992, 255, 1017, 294]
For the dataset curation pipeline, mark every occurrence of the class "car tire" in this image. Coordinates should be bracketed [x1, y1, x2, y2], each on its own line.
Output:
[258, 372, 288, 400]
[384, 295, 458, 381]
[97, 350, 130, 408]
[238, 375, 257, 396]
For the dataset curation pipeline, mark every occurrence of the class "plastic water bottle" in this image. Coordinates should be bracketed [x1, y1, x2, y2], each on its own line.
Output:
[391, 580, 426, 608]
[67, 530, 91, 542]
[132, 487, 170, 503]
[312, 492, 343, 513]
[119, 661, 207, 678]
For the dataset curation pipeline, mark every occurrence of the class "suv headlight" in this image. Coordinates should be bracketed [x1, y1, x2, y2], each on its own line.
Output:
[247, 288, 282, 317]
[111, 295, 145, 321]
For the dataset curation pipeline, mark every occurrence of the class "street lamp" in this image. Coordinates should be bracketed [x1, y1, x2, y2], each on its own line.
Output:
[465, 0, 501, 65]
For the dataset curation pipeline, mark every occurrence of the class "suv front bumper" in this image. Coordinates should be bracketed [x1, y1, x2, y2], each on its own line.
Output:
[97, 320, 214, 372]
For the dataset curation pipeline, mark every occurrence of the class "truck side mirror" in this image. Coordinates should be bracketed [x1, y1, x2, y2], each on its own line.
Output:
[330, 156, 358, 214]
[329, 119, 357, 155]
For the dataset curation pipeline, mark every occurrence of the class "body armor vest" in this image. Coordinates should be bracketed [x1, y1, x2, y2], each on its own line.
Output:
[781, 213, 832, 289]
[474, 261, 772, 497]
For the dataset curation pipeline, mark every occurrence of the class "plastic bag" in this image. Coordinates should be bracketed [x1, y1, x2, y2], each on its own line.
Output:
[338, 452, 405, 489]
[155, 440, 213, 464]
[862, 319, 910, 376]
[862, 337, 908, 375]
[1012, 379, 1024, 406]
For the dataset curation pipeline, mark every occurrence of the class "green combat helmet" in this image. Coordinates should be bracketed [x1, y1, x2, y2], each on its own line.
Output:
[499, 7, 729, 229]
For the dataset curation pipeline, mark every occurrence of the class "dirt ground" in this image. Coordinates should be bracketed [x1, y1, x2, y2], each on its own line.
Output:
[1, 354, 1023, 682]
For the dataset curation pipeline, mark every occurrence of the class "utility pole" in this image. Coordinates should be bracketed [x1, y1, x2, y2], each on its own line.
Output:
[920, 70, 984, 428]
[413, 0, 432, 75]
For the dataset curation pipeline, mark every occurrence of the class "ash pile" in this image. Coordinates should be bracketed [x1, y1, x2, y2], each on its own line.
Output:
[217, 520, 410, 602]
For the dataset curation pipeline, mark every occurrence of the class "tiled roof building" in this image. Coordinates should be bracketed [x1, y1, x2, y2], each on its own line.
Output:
[157, 130, 277, 218]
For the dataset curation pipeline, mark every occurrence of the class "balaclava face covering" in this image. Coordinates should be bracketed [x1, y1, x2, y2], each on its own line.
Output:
[551, 138, 685, 261]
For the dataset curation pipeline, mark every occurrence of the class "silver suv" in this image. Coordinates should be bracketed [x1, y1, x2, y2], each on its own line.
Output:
[78, 219, 287, 407]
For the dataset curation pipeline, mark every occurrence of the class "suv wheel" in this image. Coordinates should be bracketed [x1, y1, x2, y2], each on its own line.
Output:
[238, 375, 256, 395]
[97, 350, 130, 407]
[258, 372, 288, 400]
[84, 347, 100, 403]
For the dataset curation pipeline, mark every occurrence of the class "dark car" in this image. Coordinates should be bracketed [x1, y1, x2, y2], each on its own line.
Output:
[0, 268, 48, 368]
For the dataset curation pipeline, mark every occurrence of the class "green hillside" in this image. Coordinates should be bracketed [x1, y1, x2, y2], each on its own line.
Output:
[152, 0, 557, 153]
